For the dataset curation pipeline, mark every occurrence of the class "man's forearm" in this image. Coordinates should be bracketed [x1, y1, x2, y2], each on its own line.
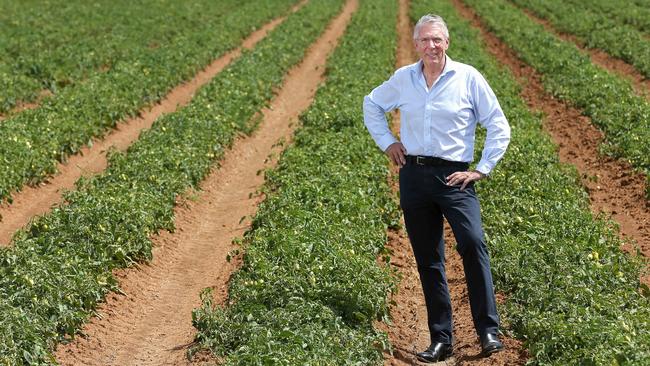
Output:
[363, 95, 397, 151]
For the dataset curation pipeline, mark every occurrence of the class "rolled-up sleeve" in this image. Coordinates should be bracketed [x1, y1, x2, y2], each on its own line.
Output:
[470, 71, 511, 175]
[363, 72, 401, 152]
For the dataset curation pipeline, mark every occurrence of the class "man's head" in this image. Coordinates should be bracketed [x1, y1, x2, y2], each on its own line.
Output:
[413, 14, 449, 40]
[413, 14, 449, 69]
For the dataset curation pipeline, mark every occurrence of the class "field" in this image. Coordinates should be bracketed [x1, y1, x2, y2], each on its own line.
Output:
[0, 0, 648, 365]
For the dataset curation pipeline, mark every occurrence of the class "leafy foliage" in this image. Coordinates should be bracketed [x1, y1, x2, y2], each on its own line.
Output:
[509, 0, 650, 78]
[0, 0, 298, 202]
[0, 0, 246, 113]
[564, 0, 650, 34]
[191, 0, 401, 364]
[462, 0, 650, 197]
[0, 1, 339, 364]
[411, 0, 650, 364]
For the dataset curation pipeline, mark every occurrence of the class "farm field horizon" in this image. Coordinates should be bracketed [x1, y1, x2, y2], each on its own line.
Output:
[0, 0, 648, 365]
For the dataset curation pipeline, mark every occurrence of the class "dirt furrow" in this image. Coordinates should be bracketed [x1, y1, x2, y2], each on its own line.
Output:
[0, 3, 305, 247]
[511, 2, 650, 100]
[452, 0, 650, 270]
[0, 89, 53, 122]
[53, 1, 357, 365]
[381, 1, 526, 365]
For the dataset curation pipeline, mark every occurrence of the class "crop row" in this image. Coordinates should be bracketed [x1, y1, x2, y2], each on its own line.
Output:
[462, 0, 650, 197]
[0, 0, 343, 363]
[0, 0, 246, 114]
[564, 0, 650, 34]
[190, 0, 400, 364]
[412, 0, 650, 364]
[0, 0, 298, 203]
[508, 0, 650, 79]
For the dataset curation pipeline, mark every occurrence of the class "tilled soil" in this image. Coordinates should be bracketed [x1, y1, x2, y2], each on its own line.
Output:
[53, 1, 357, 364]
[380, 1, 527, 365]
[0, 3, 303, 247]
[451, 0, 649, 281]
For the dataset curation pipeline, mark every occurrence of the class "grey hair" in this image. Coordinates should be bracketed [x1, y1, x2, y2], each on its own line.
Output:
[413, 14, 449, 40]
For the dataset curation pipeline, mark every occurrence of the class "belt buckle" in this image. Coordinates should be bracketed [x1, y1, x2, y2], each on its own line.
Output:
[416, 156, 425, 165]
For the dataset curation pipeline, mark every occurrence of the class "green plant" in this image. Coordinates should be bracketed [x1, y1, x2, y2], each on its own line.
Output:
[563, 0, 650, 33]
[0, 0, 247, 113]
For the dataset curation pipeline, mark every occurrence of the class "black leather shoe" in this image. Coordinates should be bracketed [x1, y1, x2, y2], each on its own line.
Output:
[480, 333, 504, 356]
[416, 342, 453, 363]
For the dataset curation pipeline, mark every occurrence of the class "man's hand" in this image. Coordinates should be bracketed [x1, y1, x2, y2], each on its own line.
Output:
[446, 170, 486, 191]
[385, 142, 407, 168]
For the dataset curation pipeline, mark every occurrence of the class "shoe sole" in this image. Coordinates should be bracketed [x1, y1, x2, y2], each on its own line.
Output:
[416, 352, 453, 363]
[482, 345, 504, 357]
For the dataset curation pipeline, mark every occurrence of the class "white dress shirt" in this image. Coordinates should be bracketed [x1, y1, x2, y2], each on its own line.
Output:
[363, 56, 510, 175]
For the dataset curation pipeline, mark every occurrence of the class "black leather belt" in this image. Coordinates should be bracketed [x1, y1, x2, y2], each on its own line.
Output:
[405, 155, 469, 169]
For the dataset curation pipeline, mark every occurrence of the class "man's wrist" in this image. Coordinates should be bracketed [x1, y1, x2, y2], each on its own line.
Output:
[472, 169, 488, 179]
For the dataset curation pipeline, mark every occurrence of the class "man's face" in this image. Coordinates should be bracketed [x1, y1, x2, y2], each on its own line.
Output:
[414, 24, 449, 67]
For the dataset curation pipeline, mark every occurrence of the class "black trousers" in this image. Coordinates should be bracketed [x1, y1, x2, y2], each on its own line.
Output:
[399, 160, 500, 345]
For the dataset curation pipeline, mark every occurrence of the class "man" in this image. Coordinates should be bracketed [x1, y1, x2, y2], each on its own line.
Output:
[363, 14, 511, 363]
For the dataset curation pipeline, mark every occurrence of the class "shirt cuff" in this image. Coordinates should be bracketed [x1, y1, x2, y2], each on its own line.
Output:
[474, 161, 493, 176]
[377, 134, 398, 152]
